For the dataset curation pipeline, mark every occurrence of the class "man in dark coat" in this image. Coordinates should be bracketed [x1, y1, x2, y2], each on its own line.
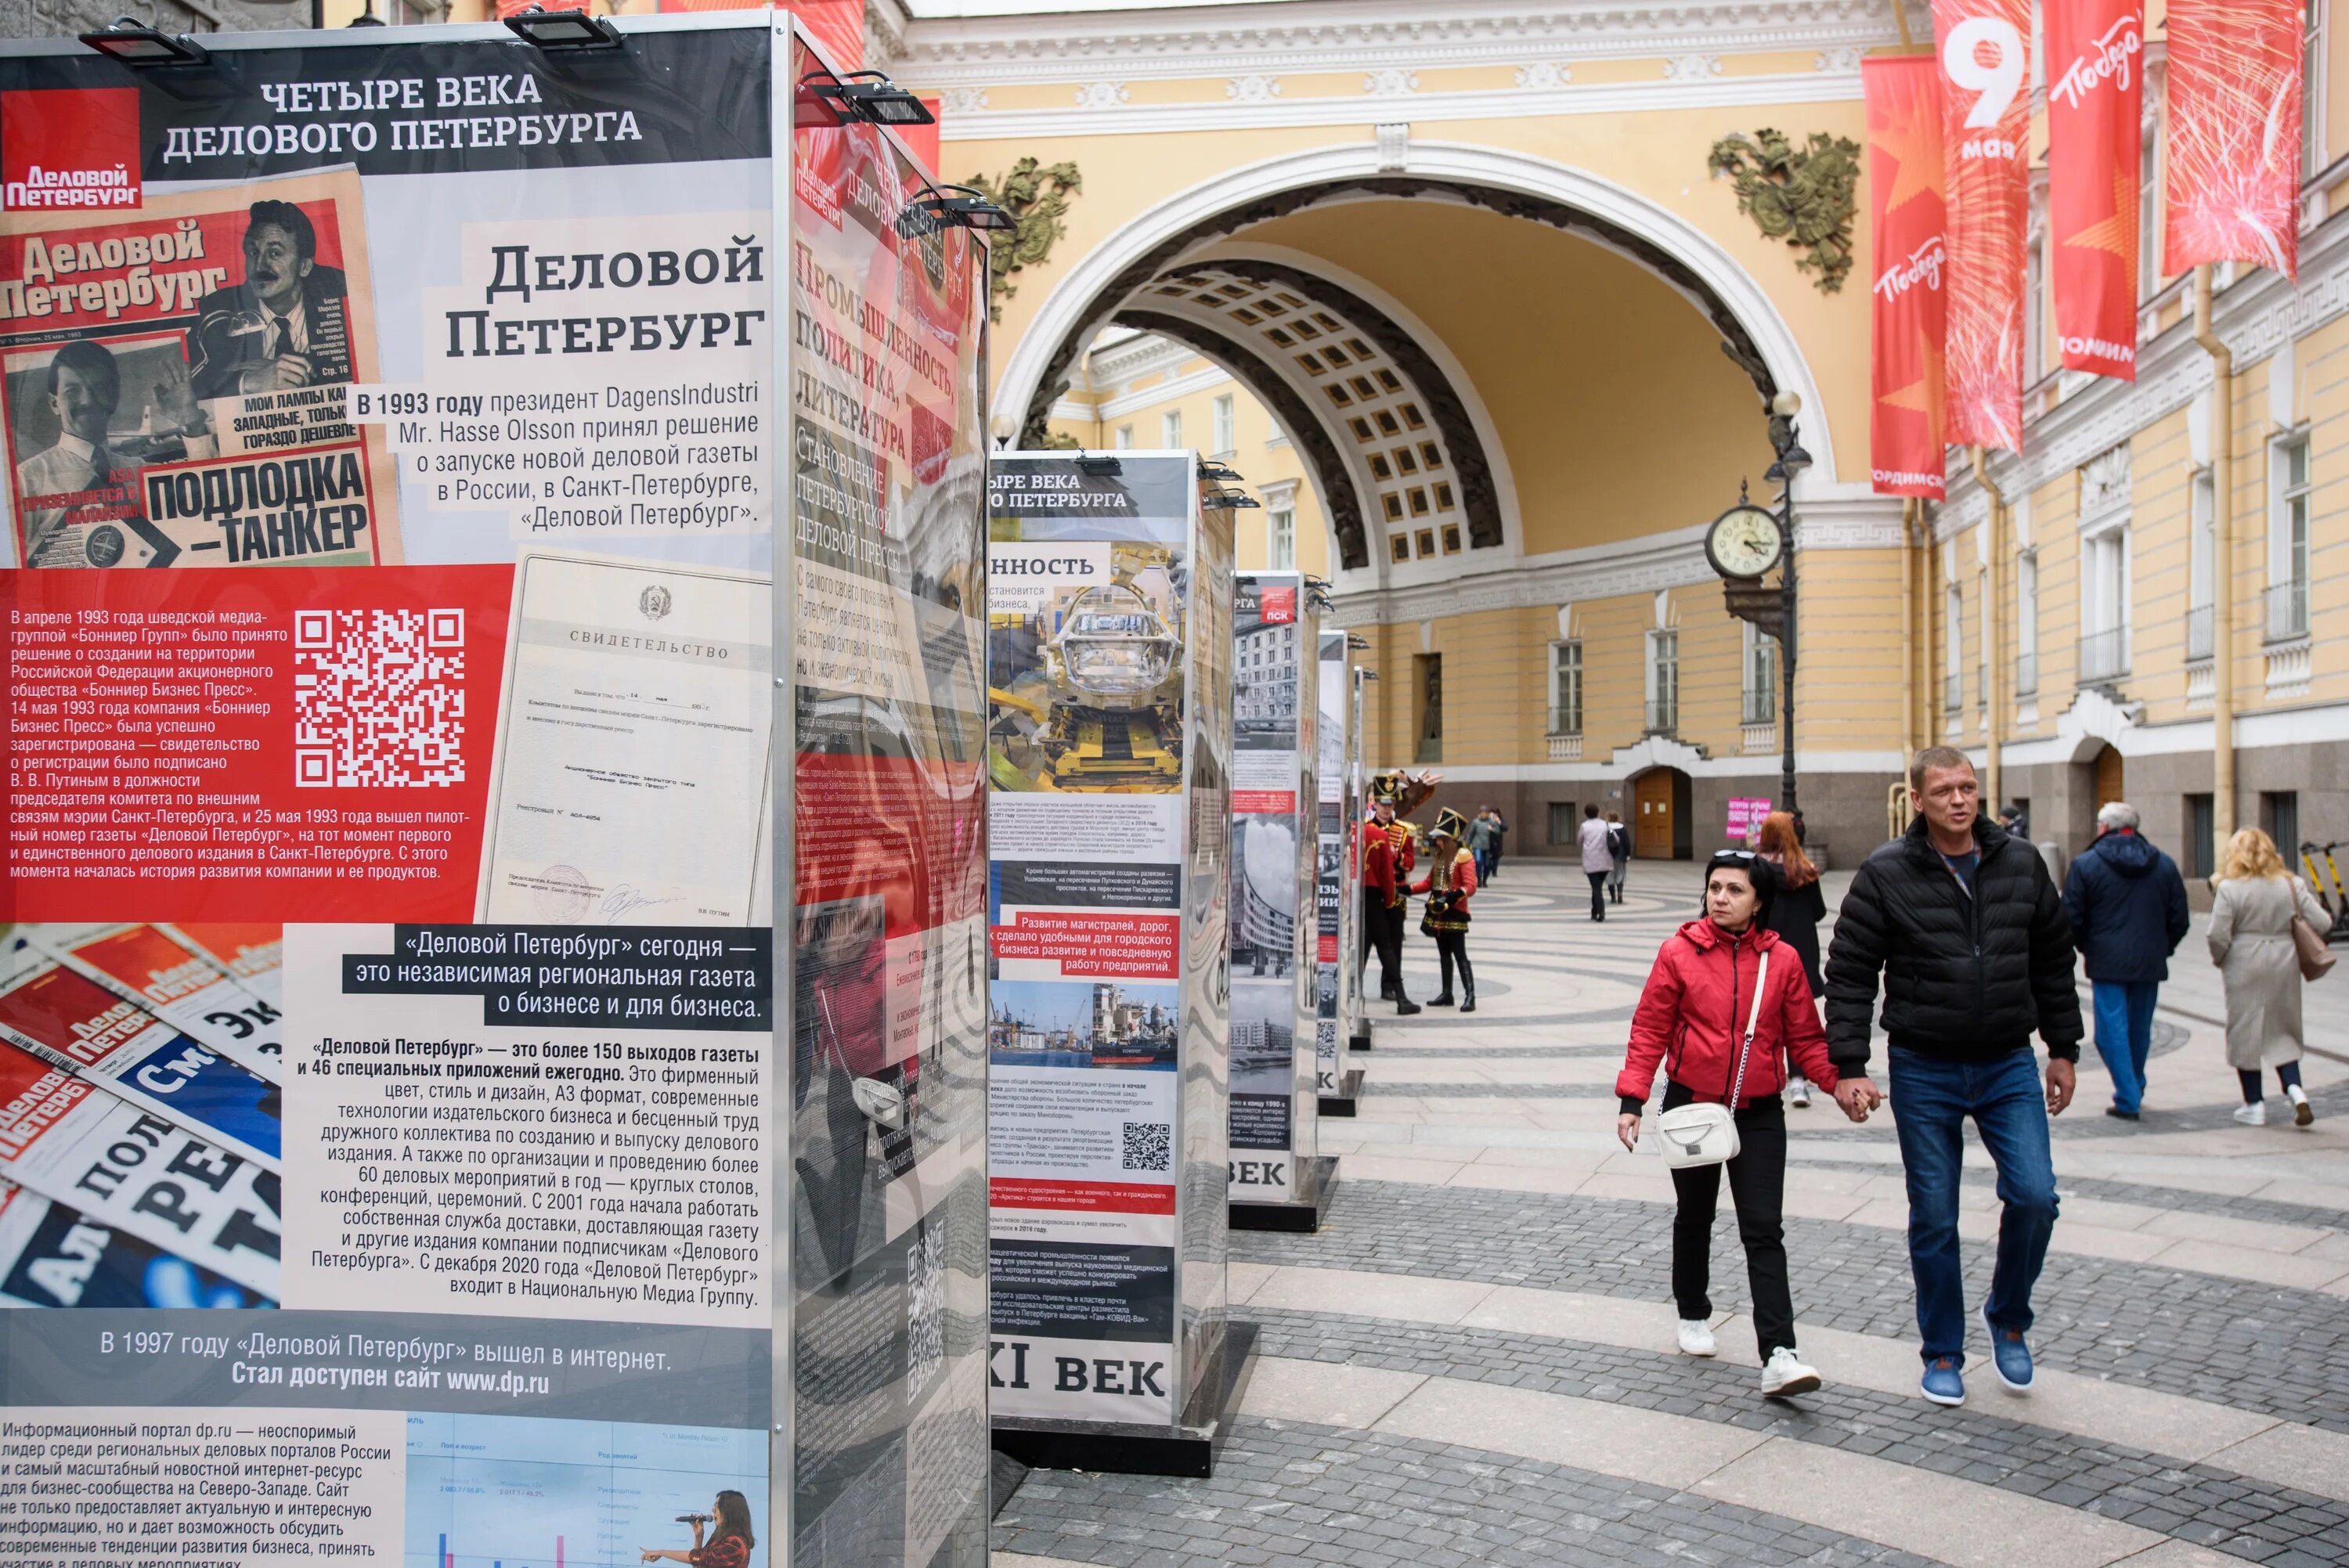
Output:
[1824, 747, 2082, 1409]
[2061, 801, 2190, 1122]
[189, 200, 354, 402]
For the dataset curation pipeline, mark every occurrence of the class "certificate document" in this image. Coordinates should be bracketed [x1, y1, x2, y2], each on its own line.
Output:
[477, 552, 773, 925]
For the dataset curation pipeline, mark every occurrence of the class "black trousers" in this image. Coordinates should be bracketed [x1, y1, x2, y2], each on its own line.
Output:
[1586, 870, 1608, 918]
[1662, 1080, 1795, 1358]
[1433, 928, 1471, 997]
[1359, 892, 1407, 999]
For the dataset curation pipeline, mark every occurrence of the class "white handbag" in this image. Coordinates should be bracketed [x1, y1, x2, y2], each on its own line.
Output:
[1654, 952, 1767, 1170]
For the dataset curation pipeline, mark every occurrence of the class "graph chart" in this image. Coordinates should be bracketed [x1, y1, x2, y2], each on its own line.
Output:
[404, 1412, 764, 1568]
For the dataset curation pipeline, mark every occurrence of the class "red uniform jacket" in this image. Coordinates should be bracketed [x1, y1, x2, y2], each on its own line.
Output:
[1359, 817, 1414, 907]
[1616, 921, 1837, 1108]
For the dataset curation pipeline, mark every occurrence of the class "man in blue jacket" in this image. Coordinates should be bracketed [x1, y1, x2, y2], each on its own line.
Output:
[2062, 802, 2191, 1121]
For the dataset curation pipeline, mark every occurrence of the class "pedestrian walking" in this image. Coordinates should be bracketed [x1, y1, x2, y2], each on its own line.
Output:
[1756, 809, 1825, 1109]
[1359, 779, 1421, 1015]
[1414, 807, 1478, 1012]
[1467, 807, 1499, 885]
[2207, 827, 2331, 1126]
[1578, 803, 1613, 921]
[1824, 746, 2082, 1408]
[1617, 850, 1853, 1397]
[2061, 802, 2189, 1121]
[1606, 810, 1631, 903]
[1487, 806, 1509, 882]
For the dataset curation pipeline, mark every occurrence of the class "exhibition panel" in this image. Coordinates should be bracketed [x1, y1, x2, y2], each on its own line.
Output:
[1315, 627, 1363, 1115]
[1226, 572, 1330, 1227]
[983, 451, 1245, 1472]
[0, 14, 992, 1567]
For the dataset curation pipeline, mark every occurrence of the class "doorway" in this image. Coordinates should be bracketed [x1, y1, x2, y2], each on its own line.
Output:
[2093, 745, 2124, 813]
[1632, 769, 1691, 860]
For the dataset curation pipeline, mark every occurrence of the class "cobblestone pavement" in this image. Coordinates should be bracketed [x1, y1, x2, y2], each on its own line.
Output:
[993, 862, 2349, 1568]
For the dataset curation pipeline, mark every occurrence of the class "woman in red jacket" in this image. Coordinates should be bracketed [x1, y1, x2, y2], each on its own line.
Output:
[1615, 849, 1845, 1398]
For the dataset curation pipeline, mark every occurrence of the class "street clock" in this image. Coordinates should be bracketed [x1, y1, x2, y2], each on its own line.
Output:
[1705, 501, 1784, 580]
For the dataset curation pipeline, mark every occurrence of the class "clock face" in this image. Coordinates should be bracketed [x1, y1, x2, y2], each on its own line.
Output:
[1708, 505, 1784, 579]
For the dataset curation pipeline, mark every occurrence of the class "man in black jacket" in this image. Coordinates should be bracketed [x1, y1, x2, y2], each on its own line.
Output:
[1825, 746, 2082, 1410]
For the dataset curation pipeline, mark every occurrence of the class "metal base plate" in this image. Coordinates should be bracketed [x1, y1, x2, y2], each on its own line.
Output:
[990, 1321, 1261, 1480]
[1318, 1069, 1365, 1117]
[1230, 1155, 1338, 1232]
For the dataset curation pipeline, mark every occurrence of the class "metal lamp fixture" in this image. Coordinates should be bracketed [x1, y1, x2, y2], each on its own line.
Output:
[503, 5, 624, 51]
[1076, 454, 1123, 478]
[1203, 491, 1261, 511]
[78, 16, 210, 66]
[904, 183, 1014, 232]
[803, 69, 935, 126]
[1196, 460, 1243, 483]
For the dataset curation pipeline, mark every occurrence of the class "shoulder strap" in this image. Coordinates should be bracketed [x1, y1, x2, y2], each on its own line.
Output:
[1727, 950, 1768, 1107]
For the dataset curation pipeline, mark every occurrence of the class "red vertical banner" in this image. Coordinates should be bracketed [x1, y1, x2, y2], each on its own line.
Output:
[2045, 0, 2145, 377]
[1867, 55, 1950, 498]
[1933, 0, 2032, 452]
[2163, 0, 2304, 279]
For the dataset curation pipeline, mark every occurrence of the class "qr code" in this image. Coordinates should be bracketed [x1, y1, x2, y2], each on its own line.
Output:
[292, 608, 466, 788]
[1120, 1121, 1172, 1173]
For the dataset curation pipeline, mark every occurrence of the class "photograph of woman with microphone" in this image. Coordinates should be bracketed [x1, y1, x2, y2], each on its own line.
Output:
[640, 1491, 756, 1568]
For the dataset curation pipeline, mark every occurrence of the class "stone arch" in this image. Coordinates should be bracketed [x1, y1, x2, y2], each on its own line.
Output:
[997, 140, 1840, 518]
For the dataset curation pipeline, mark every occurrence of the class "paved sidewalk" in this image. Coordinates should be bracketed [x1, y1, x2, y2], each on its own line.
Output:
[990, 860, 2349, 1568]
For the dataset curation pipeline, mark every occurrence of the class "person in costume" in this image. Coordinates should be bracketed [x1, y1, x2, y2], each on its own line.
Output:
[1412, 806, 1480, 1011]
[1359, 776, 1420, 1015]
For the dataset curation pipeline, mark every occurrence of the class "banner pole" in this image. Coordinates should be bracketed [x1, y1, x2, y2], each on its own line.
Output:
[1891, 0, 1914, 48]
[2193, 264, 2238, 842]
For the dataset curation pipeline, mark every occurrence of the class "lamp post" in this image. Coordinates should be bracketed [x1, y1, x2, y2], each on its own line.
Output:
[1764, 391, 1811, 816]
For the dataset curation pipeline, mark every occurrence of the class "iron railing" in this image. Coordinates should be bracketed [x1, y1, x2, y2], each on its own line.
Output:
[2078, 627, 2131, 684]
[2266, 579, 2310, 643]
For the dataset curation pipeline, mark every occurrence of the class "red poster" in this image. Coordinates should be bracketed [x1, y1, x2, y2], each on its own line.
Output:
[1933, 0, 2031, 452]
[2046, 0, 2145, 377]
[1866, 55, 1949, 498]
[2163, 0, 2304, 279]
[1, 564, 511, 924]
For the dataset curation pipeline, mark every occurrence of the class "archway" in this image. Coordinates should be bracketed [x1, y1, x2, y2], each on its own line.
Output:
[1000, 141, 1838, 592]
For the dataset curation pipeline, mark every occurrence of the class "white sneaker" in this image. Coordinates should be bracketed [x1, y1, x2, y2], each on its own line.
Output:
[1676, 1319, 1717, 1357]
[1759, 1346, 1821, 1397]
[2289, 1084, 2315, 1126]
[1789, 1076, 1811, 1108]
[2233, 1101, 2268, 1126]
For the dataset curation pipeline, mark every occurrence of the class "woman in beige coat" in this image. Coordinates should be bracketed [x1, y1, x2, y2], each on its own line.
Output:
[2207, 828, 2329, 1126]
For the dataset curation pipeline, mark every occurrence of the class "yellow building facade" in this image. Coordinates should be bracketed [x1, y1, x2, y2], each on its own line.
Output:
[262, 0, 2349, 875]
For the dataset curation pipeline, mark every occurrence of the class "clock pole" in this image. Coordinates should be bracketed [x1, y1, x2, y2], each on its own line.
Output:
[1764, 393, 1812, 818]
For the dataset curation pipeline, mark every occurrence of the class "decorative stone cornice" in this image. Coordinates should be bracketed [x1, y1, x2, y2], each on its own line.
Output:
[893, 0, 1918, 87]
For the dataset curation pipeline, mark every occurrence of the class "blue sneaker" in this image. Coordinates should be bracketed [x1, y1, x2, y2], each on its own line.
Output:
[1920, 1355, 1965, 1406]
[1980, 1305, 2034, 1392]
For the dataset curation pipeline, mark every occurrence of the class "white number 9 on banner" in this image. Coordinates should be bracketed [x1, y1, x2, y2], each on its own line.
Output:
[1943, 16, 2026, 128]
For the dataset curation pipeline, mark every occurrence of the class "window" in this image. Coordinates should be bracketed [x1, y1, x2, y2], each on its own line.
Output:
[2080, 526, 2131, 681]
[1742, 622, 1777, 724]
[1211, 393, 1235, 456]
[1646, 629, 1679, 734]
[2188, 467, 2216, 660]
[1160, 409, 1182, 449]
[2185, 793, 2217, 880]
[2016, 550, 2039, 696]
[1547, 802, 1578, 846]
[1114, 424, 1134, 449]
[2307, 2, 2327, 184]
[1944, 583, 1964, 712]
[1413, 653, 1443, 764]
[2026, 223, 2047, 382]
[1549, 640, 1582, 735]
[2264, 791, 2301, 859]
[2270, 433, 2311, 641]
[1978, 578, 1992, 715]
[1268, 503, 1295, 571]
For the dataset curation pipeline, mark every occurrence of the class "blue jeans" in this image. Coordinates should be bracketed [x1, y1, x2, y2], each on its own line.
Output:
[1888, 1047, 2060, 1366]
[2092, 980, 2159, 1114]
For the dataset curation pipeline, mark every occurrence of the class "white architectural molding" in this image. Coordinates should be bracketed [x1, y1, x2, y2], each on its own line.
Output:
[1374, 121, 1410, 171]
[1422, 748, 1912, 782]
[1364, 67, 1420, 96]
[1095, 361, 1235, 419]
[1333, 520, 1714, 625]
[1662, 52, 1722, 80]
[1514, 62, 1572, 88]
[893, 0, 1908, 87]
[1995, 691, 2349, 766]
[1226, 74, 1283, 102]
[993, 139, 1842, 496]
[936, 69, 1861, 139]
[1072, 80, 1131, 108]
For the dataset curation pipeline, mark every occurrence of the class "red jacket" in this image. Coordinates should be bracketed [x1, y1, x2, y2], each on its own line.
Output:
[1616, 921, 1837, 1108]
